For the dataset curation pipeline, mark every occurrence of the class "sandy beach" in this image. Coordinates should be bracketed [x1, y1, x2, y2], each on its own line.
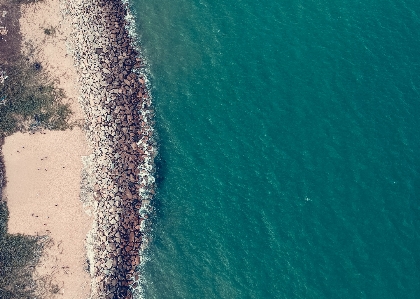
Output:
[3, 0, 91, 297]
[1, 0, 155, 297]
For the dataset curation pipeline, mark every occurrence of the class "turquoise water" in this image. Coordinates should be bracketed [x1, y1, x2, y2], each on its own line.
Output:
[131, 0, 420, 298]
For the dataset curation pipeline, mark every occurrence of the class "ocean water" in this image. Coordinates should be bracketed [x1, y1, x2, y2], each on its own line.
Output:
[130, 0, 420, 298]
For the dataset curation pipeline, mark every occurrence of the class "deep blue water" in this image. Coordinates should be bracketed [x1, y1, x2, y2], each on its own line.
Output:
[130, 0, 420, 298]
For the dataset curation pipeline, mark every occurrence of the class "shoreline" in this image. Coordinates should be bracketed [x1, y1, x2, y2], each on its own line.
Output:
[1, 0, 156, 297]
[65, 0, 156, 297]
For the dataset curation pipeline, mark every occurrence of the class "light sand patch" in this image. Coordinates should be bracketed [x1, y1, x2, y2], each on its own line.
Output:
[4, 130, 91, 298]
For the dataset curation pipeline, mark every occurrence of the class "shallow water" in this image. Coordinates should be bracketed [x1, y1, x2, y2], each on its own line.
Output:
[130, 0, 420, 298]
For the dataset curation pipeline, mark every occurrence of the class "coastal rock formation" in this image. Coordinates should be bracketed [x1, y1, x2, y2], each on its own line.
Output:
[62, 0, 156, 298]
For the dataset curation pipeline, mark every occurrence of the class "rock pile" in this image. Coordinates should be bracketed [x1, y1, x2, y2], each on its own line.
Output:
[62, 0, 156, 298]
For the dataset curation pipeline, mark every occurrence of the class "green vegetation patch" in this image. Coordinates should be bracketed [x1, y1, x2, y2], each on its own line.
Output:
[0, 57, 72, 137]
[0, 202, 44, 299]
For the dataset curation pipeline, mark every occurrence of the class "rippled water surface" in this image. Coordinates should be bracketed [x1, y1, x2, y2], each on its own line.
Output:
[130, 0, 420, 298]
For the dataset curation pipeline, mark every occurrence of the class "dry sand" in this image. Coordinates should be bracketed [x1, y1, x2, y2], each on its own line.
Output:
[4, 131, 91, 298]
[3, 0, 92, 297]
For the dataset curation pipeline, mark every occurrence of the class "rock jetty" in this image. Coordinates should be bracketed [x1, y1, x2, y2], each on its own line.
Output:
[62, 0, 156, 298]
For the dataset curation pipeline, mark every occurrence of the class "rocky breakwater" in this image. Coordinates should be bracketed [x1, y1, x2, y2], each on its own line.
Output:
[63, 0, 156, 298]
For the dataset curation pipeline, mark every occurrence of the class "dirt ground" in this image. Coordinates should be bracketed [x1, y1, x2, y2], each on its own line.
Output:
[0, 0, 21, 65]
